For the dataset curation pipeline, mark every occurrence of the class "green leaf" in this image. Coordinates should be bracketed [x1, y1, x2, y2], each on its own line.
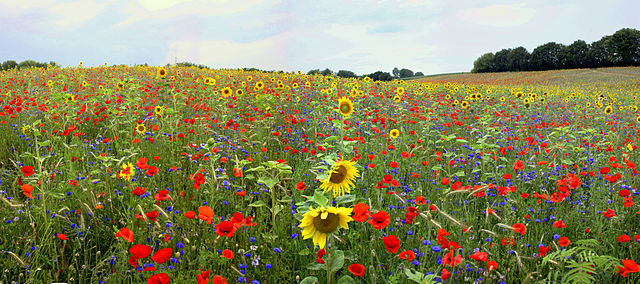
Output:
[324, 136, 338, 142]
[327, 250, 345, 273]
[248, 200, 267, 207]
[336, 275, 355, 284]
[313, 191, 329, 208]
[454, 171, 465, 177]
[258, 176, 278, 189]
[279, 197, 293, 203]
[298, 248, 310, 256]
[335, 194, 356, 204]
[306, 263, 325, 272]
[272, 204, 284, 217]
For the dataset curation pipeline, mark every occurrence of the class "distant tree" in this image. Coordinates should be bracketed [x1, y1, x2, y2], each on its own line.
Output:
[1, 60, 18, 70]
[398, 68, 414, 78]
[307, 69, 320, 75]
[320, 68, 333, 76]
[392, 67, 400, 78]
[507, 47, 530, 71]
[366, 71, 393, 81]
[530, 42, 564, 71]
[336, 70, 357, 78]
[414, 72, 424, 76]
[586, 37, 612, 67]
[472, 53, 495, 73]
[605, 28, 640, 66]
[559, 40, 589, 69]
[493, 49, 511, 72]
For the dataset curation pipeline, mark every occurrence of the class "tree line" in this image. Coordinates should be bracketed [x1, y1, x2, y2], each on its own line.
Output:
[1, 60, 59, 70]
[472, 28, 640, 73]
[306, 67, 424, 81]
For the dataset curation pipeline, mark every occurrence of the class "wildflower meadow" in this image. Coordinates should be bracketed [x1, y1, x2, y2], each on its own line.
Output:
[1, 65, 639, 284]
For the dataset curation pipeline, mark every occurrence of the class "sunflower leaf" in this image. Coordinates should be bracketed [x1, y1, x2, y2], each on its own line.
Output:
[327, 250, 345, 273]
[313, 191, 329, 208]
[336, 275, 355, 284]
[336, 194, 356, 204]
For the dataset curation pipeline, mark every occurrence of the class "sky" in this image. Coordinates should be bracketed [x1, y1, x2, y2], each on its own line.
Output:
[1, 0, 639, 75]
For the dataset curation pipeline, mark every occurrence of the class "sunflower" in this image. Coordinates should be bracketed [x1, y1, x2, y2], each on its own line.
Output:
[247, 76, 253, 82]
[154, 106, 163, 115]
[21, 125, 33, 136]
[157, 67, 167, 78]
[117, 82, 124, 89]
[326, 89, 334, 95]
[393, 95, 401, 103]
[47, 80, 53, 87]
[236, 89, 244, 96]
[389, 129, 400, 139]
[292, 83, 299, 89]
[338, 97, 354, 117]
[135, 124, 146, 133]
[299, 206, 353, 249]
[500, 96, 505, 102]
[604, 105, 613, 115]
[221, 87, 233, 97]
[636, 116, 640, 123]
[255, 81, 264, 90]
[461, 101, 469, 108]
[320, 158, 359, 197]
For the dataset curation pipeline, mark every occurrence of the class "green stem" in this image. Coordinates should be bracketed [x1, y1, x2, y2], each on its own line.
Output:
[325, 234, 333, 284]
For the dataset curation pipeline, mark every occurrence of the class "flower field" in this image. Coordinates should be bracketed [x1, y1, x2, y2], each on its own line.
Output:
[1, 65, 639, 283]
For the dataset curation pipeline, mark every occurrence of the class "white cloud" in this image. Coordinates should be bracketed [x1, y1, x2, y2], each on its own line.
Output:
[163, 31, 292, 70]
[0, 0, 54, 9]
[116, 0, 265, 27]
[457, 4, 536, 27]
[48, 0, 108, 28]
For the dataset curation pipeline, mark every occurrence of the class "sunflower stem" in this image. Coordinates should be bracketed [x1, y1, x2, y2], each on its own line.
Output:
[326, 234, 334, 284]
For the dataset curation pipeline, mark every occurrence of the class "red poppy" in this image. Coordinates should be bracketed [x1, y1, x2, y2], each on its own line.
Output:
[348, 263, 365, 277]
[146, 166, 159, 177]
[442, 251, 462, 267]
[184, 211, 196, 219]
[600, 167, 610, 175]
[296, 182, 306, 191]
[441, 268, 451, 281]
[216, 220, 237, 237]
[469, 251, 488, 262]
[398, 250, 416, 261]
[152, 248, 173, 264]
[414, 195, 426, 205]
[115, 227, 134, 242]
[21, 184, 34, 199]
[21, 166, 35, 177]
[512, 223, 526, 235]
[538, 245, 551, 257]
[502, 173, 511, 180]
[197, 269, 210, 284]
[147, 273, 170, 284]
[513, 160, 524, 172]
[558, 236, 571, 247]
[135, 158, 149, 169]
[128, 256, 139, 267]
[198, 206, 214, 224]
[211, 275, 228, 284]
[618, 259, 640, 277]
[131, 186, 146, 196]
[130, 244, 152, 259]
[382, 235, 400, 253]
[487, 261, 498, 271]
[146, 211, 159, 222]
[57, 233, 68, 241]
[220, 249, 234, 260]
[602, 209, 616, 218]
[552, 220, 566, 228]
[441, 178, 449, 185]
[352, 203, 370, 222]
[368, 211, 390, 230]
[154, 190, 171, 202]
[316, 248, 326, 264]
[388, 161, 398, 168]
[618, 234, 631, 243]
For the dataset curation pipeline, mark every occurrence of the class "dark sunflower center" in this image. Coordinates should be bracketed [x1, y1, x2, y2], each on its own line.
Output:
[329, 165, 348, 184]
[340, 103, 350, 113]
[313, 212, 340, 233]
